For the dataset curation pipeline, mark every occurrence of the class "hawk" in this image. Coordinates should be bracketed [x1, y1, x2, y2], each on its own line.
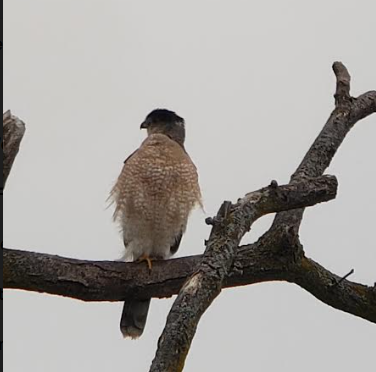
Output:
[110, 109, 202, 338]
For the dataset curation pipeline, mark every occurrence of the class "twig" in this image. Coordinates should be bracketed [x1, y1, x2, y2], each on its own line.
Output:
[335, 269, 355, 286]
[293, 259, 375, 322]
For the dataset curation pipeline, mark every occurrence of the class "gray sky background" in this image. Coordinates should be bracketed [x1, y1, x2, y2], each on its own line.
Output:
[4, 1, 376, 371]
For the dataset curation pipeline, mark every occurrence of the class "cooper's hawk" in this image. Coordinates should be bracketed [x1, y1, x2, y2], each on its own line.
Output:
[110, 109, 202, 338]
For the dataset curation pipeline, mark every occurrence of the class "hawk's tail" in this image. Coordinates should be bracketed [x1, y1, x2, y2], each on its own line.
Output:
[120, 298, 151, 339]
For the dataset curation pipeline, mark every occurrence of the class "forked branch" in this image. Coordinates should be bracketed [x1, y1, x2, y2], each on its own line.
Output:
[149, 62, 376, 372]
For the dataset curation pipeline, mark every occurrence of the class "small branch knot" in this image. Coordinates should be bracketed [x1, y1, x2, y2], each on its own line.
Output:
[205, 217, 215, 225]
[206, 201, 233, 226]
[269, 180, 278, 189]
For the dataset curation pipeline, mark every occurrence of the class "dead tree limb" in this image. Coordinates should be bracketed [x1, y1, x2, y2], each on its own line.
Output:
[271, 62, 376, 233]
[4, 174, 337, 299]
[292, 257, 376, 323]
[4, 239, 375, 324]
[3, 110, 26, 189]
[148, 176, 338, 372]
[149, 62, 376, 372]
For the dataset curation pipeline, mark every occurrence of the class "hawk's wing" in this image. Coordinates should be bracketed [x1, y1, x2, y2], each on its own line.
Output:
[107, 149, 137, 216]
[170, 231, 183, 256]
[123, 149, 138, 165]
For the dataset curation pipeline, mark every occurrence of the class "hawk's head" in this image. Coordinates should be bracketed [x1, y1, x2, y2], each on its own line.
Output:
[140, 109, 185, 145]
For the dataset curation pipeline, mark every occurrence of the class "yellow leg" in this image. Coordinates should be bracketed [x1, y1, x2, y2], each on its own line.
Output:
[137, 254, 153, 271]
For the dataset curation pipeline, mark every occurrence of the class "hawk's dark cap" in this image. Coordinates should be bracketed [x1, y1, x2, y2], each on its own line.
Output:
[141, 109, 184, 129]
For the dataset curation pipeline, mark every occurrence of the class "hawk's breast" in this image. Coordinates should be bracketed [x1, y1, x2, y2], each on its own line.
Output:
[111, 134, 201, 260]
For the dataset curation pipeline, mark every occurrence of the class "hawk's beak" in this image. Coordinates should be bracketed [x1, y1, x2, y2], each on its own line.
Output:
[140, 121, 148, 129]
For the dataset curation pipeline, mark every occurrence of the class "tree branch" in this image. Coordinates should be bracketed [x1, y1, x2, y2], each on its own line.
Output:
[3, 175, 337, 299]
[150, 61, 375, 371]
[148, 176, 338, 372]
[292, 256, 376, 323]
[4, 241, 375, 324]
[271, 61, 376, 235]
[3, 110, 26, 189]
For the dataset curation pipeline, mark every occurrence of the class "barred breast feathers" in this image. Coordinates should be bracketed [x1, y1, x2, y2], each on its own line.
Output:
[110, 133, 202, 225]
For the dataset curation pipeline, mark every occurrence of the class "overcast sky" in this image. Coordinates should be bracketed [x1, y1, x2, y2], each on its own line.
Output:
[4, 1, 376, 371]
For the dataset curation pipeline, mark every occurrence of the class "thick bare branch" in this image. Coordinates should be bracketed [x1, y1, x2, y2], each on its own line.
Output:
[292, 256, 376, 323]
[149, 176, 337, 372]
[3, 110, 26, 189]
[4, 241, 375, 324]
[271, 62, 376, 234]
[3, 175, 337, 300]
[151, 61, 375, 371]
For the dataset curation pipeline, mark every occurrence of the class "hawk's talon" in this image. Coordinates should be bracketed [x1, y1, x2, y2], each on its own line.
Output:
[137, 254, 153, 272]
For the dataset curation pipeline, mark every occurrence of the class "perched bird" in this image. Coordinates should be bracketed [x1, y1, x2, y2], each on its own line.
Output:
[110, 109, 202, 338]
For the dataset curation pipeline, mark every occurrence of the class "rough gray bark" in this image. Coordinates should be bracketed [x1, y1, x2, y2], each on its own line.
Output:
[5, 231, 375, 326]
[3, 110, 26, 189]
[3, 62, 376, 372]
[272, 62, 376, 232]
[148, 177, 338, 372]
[4, 175, 337, 300]
[148, 62, 376, 372]
[292, 257, 376, 323]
